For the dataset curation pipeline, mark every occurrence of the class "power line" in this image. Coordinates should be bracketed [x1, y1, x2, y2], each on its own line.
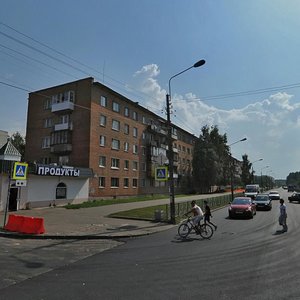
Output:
[173, 82, 300, 103]
[0, 22, 164, 106]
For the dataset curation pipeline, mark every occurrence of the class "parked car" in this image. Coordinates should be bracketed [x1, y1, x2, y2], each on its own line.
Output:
[288, 192, 300, 203]
[228, 197, 256, 219]
[268, 191, 280, 200]
[254, 194, 272, 210]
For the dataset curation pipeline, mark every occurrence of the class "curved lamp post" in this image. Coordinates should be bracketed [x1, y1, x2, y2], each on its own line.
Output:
[260, 165, 270, 190]
[228, 138, 247, 201]
[251, 158, 263, 183]
[167, 59, 205, 224]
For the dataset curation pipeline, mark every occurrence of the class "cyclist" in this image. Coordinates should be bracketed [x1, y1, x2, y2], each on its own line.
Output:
[203, 200, 217, 230]
[186, 200, 204, 232]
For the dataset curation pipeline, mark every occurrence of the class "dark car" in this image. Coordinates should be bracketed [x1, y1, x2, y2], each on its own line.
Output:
[288, 192, 300, 203]
[228, 197, 256, 219]
[254, 194, 272, 210]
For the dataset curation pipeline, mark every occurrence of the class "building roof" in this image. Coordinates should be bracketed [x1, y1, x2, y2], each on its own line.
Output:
[0, 141, 21, 161]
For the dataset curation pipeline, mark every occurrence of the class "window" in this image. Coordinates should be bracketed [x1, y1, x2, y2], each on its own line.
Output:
[100, 115, 107, 127]
[99, 177, 105, 188]
[111, 177, 119, 188]
[42, 157, 51, 164]
[133, 144, 138, 154]
[59, 114, 70, 124]
[124, 178, 129, 188]
[141, 179, 146, 187]
[112, 119, 120, 131]
[124, 142, 129, 152]
[99, 156, 106, 167]
[133, 111, 138, 120]
[133, 127, 138, 138]
[124, 107, 129, 117]
[142, 163, 146, 171]
[124, 160, 129, 169]
[132, 178, 138, 188]
[124, 124, 129, 135]
[44, 118, 52, 128]
[142, 132, 146, 140]
[111, 158, 120, 169]
[43, 98, 52, 110]
[59, 156, 69, 165]
[187, 148, 191, 154]
[133, 161, 138, 171]
[100, 135, 106, 146]
[142, 147, 146, 156]
[142, 116, 147, 124]
[42, 136, 51, 149]
[183, 146, 186, 152]
[113, 101, 120, 112]
[100, 96, 107, 107]
[51, 131, 69, 145]
[56, 182, 67, 199]
[112, 139, 120, 150]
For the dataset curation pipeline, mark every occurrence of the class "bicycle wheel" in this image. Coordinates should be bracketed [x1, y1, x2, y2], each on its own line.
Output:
[178, 223, 192, 238]
[199, 224, 214, 239]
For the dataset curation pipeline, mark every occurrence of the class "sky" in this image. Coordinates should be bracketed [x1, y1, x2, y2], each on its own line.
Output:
[1, 0, 300, 179]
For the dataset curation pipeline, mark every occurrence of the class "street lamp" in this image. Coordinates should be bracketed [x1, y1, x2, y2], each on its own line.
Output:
[260, 165, 269, 190]
[251, 158, 263, 183]
[228, 138, 247, 201]
[229, 137, 247, 147]
[166, 59, 205, 224]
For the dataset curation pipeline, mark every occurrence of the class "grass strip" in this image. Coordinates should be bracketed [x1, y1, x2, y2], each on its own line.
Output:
[64, 195, 185, 209]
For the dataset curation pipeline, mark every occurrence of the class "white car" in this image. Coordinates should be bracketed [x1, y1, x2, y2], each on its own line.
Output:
[269, 191, 280, 200]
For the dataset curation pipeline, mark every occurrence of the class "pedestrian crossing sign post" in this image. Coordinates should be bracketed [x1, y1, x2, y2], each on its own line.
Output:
[12, 162, 28, 180]
[155, 167, 168, 181]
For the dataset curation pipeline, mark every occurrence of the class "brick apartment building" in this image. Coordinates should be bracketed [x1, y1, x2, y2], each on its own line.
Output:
[25, 77, 196, 199]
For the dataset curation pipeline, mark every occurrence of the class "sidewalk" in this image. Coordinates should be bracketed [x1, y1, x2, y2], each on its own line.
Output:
[0, 193, 226, 239]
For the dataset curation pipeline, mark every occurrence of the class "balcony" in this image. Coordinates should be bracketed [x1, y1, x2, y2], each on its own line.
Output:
[51, 101, 74, 113]
[148, 124, 167, 136]
[54, 122, 73, 131]
[50, 143, 72, 154]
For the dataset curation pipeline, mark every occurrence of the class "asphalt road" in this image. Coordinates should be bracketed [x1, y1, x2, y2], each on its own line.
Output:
[1, 188, 300, 300]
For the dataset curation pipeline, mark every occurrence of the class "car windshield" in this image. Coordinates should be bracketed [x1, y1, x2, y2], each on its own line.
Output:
[232, 198, 251, 205]
[255, 196, 269, 201]
[269, 192, 278, 195]
[245, 188, 257, 192]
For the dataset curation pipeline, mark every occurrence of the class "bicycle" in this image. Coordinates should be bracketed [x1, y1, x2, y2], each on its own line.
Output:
[178, 215, 214, 239]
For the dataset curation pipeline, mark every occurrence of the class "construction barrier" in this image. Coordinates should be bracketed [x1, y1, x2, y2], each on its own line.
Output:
[4, 214, 45, 234]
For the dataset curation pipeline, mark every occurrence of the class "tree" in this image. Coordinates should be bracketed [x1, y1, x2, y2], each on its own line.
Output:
[241, 154, 252, 186]
[10, 132, 25, 160]
[192, 125, 230, 193]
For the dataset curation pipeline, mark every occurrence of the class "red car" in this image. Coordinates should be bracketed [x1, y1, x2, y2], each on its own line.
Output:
[228, 197, 257, 219]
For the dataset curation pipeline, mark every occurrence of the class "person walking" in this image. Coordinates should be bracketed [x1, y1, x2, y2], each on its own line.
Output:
[203, 200, 217, 230]
[279, 199, 288, 232]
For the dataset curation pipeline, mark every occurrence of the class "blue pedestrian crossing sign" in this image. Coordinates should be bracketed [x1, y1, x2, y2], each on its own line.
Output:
[155, 167, 168, 181]
[12, 162, 28, 180]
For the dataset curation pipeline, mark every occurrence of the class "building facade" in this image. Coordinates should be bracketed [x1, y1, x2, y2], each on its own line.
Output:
[25, 77, 196, 199]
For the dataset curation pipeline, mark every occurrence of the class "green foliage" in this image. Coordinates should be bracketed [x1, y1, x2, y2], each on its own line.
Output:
[10, 132, 25, 160]
[286, 172, 300, 188]
[192, 125, 230, 193]
[241, 154, 252, 185]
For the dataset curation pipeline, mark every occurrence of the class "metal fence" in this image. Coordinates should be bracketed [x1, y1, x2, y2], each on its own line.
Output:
[160, 193, 243, 223]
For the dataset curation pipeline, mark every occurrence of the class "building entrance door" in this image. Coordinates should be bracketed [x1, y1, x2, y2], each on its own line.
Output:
[9, 187, 18, 211]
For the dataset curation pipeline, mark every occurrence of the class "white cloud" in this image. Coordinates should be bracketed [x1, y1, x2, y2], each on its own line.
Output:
[132, 65, 300, 178]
